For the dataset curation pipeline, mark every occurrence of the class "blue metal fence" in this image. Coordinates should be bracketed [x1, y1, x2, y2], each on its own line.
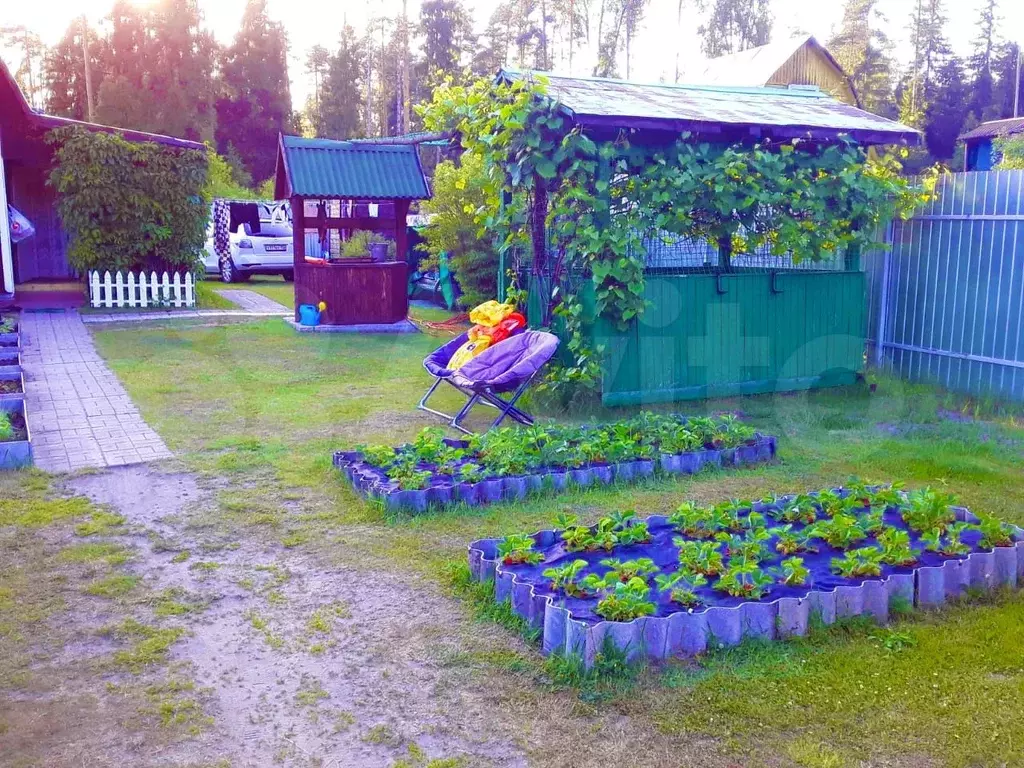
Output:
[864, 170, 1024, 402]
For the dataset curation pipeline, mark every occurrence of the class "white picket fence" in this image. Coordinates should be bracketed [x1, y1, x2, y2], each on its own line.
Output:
[88, 270, 196, 309]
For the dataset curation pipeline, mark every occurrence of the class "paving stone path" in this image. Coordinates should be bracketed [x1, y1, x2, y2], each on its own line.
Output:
[215, 289, 291, 314]
[20, 310, 173, 472]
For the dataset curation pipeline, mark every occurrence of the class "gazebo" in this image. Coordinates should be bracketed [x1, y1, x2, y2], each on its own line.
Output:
[273, 135, 431, 327]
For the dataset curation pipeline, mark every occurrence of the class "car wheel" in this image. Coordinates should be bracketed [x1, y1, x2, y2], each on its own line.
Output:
[220, 256, 249, 283]
[282, 270, 294, 282]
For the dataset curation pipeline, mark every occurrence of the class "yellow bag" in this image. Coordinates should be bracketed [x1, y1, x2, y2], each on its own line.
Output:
[448, 337, 492, 370]
[469, 300, 515, 327]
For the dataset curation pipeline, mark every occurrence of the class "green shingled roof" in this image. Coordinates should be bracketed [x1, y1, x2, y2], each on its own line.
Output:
[274, 135, 431, 200]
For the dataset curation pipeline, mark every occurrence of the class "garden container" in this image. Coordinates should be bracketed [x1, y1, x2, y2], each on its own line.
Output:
[503, 476, 528, 501]
[0, 350, 20, 376]
[591, 465, 614, 485]
[676, 452, 702, 474]
[0, 332, 18, 346]
[659, 454, 681, 474]
[0, 371, 25, 404]
[612, 462, 635, 483]
[0, 399, 31, 469]
[369, 243, 389, 262]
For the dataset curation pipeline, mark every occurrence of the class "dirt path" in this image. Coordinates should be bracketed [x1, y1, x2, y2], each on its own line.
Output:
[67, 465, 528, 767]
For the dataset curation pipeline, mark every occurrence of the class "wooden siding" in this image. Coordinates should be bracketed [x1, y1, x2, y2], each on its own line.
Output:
[768, 42, 857, 106]
[582, 271, 866, 406]
[8, 162, 73, 282]
[293, 261, 408, 325]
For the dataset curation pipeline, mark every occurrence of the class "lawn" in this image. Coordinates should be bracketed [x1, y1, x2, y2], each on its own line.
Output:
[75, 317, 1024, 767]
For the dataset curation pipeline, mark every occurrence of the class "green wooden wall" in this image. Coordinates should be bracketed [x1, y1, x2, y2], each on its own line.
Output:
[581, 271, 867, 406]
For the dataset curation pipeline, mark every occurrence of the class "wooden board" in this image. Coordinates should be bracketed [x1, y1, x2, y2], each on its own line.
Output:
[293, 261, 408, 325]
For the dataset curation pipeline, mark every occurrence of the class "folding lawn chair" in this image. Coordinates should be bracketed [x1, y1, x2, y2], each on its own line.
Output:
[417, 330, 560, 434]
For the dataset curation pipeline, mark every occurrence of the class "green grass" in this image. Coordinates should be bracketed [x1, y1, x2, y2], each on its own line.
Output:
[85, 574, 140, 598]
[88, 318, 1024, 767]
[106, 618, 185, 673]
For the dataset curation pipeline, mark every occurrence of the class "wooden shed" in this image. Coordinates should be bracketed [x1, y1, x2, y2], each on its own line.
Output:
[0, 58, 204, 299]
[679, 36, 859, 107]
[496, 69, 918, 405]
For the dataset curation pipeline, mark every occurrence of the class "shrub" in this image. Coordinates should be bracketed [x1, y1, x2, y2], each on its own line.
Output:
[47, 127, 208, 273]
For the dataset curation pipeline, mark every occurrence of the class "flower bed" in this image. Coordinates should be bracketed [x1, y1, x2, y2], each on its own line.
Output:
[0, 313, 18, 347]
[0, 348, 20, 375]
[334, 414, 777, 513]
[467, 484, 1024, 667]
[0, 371, 25, 402]
[0, 400, 32, 469]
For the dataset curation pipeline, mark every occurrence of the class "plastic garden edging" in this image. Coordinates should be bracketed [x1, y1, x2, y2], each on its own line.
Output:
[334, 434, 777, 513]
[467, 505, 1024, 668]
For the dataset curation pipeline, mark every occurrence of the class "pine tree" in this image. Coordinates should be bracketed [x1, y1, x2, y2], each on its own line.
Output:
[304, 45, 331, 131]
[699, 0, 772, 58]
[990, 42, 1023, 119]
[42, 22, 99, 120]
[419, 0, 475, 81]
[925, 56, 969, 159]
[906, 0, 950, 116]
[968, 0, 998, 120]
[827, 0, 895, 117]
[216, 0, 292, 182]
[317, 25, 366, 139]
[0, 25, 46, 109]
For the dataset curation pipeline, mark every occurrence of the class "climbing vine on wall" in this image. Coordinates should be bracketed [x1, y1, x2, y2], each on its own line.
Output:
[419, 75, 935, 333]
[47, 127, 209, 274]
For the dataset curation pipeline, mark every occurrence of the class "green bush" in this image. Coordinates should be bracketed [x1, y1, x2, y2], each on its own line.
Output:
[47, 127, 209, 273]
[418, 154, 498, 307]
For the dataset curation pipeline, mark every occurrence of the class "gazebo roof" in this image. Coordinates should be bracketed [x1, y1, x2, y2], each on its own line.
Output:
[274, 135, 431, 201]
[498, 69, 919, 146]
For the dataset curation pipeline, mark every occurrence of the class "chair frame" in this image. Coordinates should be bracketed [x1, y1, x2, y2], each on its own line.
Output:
[417, 370, 541, 435]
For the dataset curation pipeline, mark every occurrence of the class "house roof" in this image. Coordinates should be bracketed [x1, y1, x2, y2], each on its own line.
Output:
[959, 117, 1024, 141]
[0, 58, 204, 150]
[274, 135, 431, 200]
[678, 36, 842, 89]
[498, 69, 917, 145]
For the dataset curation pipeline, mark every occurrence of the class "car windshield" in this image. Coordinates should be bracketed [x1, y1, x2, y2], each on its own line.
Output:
[258, 221, 292, 238]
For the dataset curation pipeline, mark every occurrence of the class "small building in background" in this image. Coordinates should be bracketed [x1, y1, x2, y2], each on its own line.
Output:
[959, 118, 1024, 171]
[678, 35, 859, 107]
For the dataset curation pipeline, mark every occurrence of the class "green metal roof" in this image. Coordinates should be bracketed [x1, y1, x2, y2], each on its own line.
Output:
[275, 135, 431, 200]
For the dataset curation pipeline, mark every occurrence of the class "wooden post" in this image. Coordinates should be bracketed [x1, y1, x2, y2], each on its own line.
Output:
[292, 195, 305, 321]
[394, 199, 410, 262]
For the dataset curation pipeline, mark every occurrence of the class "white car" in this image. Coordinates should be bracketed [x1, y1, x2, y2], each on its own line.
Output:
[204, 201, 294, 283]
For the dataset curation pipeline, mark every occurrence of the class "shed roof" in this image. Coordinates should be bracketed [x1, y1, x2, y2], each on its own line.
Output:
[274, 135, 431, 200]
[678, 36, 842, 89]
[499, 68, 918, 145]
[0, 58, 204, 150]
[959, 117, 1024, 141]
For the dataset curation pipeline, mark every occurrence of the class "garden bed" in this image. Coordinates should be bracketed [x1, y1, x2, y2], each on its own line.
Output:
[0, 371, 24, 402]
[467, 484, 1024, 667]
[0, 313, 19, 346]
[334, 415, 777, 513]
[0, 400, 32, 468]
[0, 349, 20, 375]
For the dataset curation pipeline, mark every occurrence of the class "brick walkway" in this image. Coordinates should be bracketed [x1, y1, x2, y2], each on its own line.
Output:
[20, 310, 173, 472]
[215, 289, 291, 314]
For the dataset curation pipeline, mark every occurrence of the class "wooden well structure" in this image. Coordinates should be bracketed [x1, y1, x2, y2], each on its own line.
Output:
[274, 135, 431, 326]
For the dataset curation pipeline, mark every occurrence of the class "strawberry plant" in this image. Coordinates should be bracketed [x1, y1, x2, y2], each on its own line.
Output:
[669, 502, 722, 539]
[901, 488, 957, 533]
[975, 515, 1015, 549]
[856, 509, 886, 536]
[359, 444, 397, 468]
[542, 559, 589, 595]
[553, 512, 578, 530]
[675, 538, 725, 577]
[815, 489, 847, 517]
[458, 463, 486, 483]
[578, 573, 610, 596]
[498, 533, 543, 565]
[831, 547, 884, 578]
[716, 527, 771, 562]
[921, 523, 971, 557]
[780, 556, 810, 586]
[776, 497, 818, 525]
[595, 577, 657, 622]
[654, 570, 707, 608]
[807, 513, 867, 550]
[387, 457, 432, 490]
[714, 558, 774, 599]
[775, 524, 818, 555]
[617, 520, 652, 546]
[877, 527, 917, 566]
[713, 499, 748, 532]
[867, 482, 906, 509]
[600, 557, 658, 583]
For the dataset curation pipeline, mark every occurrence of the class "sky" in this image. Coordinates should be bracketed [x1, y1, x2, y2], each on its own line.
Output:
[3, 0, 1022, 109]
